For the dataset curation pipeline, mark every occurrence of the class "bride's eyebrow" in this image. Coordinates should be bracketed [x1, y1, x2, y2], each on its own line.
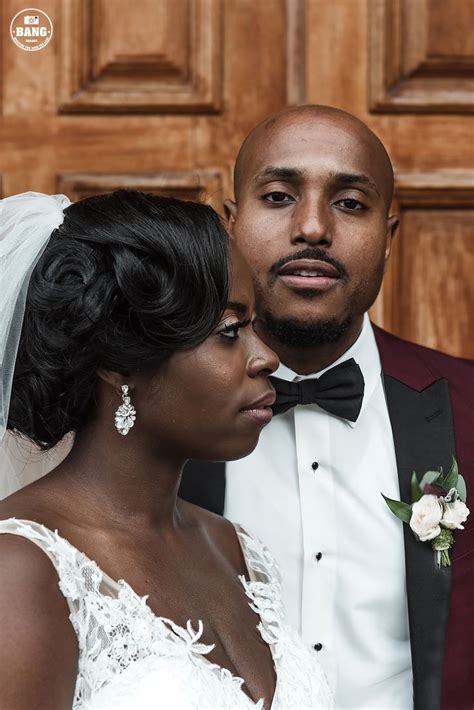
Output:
[225, 301, 249, 316]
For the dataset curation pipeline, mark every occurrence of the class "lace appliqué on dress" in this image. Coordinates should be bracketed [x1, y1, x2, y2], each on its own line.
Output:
[236, 526, 333, 709]
[0, 518, 333, 709]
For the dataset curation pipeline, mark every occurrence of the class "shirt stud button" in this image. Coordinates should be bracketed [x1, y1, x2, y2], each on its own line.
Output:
[315, 552, 322, 561]
[313, 642, 323, 651]
[311, 461, 319, 470]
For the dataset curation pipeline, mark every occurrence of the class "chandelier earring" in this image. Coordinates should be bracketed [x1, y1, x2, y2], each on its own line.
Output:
[114, 385, 137, 436]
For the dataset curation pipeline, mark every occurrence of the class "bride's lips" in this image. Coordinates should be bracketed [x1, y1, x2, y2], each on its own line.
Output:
[277, 259, 341, 291]
[239, 390, 276, 425]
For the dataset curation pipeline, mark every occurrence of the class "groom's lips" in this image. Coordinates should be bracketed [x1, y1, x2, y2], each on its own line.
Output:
[277, 259, 341, 291]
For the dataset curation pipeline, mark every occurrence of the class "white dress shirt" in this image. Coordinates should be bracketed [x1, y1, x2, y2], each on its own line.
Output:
[225, 315, 413, 709]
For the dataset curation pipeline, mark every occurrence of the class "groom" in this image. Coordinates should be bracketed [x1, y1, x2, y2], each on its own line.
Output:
[180, 106, 474, 710]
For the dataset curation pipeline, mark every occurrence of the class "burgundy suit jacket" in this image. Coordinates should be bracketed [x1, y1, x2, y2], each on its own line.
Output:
[181, 326, 474, 710]
[372, 326, 474, 710]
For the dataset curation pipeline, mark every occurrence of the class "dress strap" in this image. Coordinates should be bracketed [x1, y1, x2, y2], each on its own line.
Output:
[233, 522, 282, 587]
[0, 517, 63, 567]
[0, 517, 102, 612]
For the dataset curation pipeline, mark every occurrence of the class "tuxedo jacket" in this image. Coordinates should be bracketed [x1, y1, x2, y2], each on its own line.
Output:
[180, 326, 474, 710]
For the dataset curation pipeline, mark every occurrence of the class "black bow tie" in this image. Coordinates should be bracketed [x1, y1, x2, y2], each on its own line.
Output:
[269, 358, 365, 422]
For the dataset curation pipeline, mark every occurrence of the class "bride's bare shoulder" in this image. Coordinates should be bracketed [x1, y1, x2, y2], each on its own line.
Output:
[0, 522, 78, 709]
[0, 486, 52, 526]
[0, 470, 72, 528]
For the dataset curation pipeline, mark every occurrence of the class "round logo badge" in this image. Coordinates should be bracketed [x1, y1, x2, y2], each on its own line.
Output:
[10, 8, 53, 52]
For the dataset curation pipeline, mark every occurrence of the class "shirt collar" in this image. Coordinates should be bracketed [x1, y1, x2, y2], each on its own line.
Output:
[273, 313, 382, 427]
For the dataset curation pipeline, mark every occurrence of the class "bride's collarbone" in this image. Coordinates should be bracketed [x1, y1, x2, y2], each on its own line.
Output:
[87, 535, 277, 708]
[148, 573, 277, 709]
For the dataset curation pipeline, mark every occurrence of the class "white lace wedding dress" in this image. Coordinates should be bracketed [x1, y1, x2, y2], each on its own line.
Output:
[0, 518, 333, 709]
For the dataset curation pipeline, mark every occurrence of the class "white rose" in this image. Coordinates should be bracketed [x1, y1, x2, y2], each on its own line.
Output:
[409, 494, 443, 542]
[441, 499, 470, 530]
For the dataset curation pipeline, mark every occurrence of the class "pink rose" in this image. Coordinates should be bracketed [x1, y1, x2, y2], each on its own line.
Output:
[441, 500, 470, 530]
[409, 494, 443, 542]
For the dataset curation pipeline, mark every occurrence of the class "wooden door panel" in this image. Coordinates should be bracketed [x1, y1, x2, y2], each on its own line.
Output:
[397, 207, 474, 357]
[369, 0, 474, 112]
[426, 0, 474, 59]
[92, 0, 191, 79]
[373, 171, 474, 354]
[58, 0, 223, 113]
[375, 171, 474, 358]
[56, 171, 224, 211]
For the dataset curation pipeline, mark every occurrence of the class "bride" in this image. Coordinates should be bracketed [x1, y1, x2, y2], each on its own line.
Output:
[0, 190, 333, 709]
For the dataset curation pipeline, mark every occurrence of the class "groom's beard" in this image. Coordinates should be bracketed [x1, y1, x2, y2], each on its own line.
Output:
[258, 310, 353, 348]
[254, 245, 356, 348]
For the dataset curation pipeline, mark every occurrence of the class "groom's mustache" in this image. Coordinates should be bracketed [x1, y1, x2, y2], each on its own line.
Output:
[268, 247, 348, 283]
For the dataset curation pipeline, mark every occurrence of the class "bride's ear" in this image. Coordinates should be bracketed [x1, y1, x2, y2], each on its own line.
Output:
[97, 368, 130, 392]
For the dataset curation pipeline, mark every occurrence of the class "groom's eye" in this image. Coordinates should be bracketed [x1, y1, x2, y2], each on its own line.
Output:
[262, 191, 294, 204]
[334, 198, 366, 211]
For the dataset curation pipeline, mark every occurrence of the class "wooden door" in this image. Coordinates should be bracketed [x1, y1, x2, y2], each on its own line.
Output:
[1, 0, 291, 207]
[1, 0, 473, 357]
[304, 0, 474, 358]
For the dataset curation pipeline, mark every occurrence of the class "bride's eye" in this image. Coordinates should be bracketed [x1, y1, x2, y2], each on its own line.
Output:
[218, 318, 251, 340]
[220, 322, 241, 339]
[218, 321, 243, 340]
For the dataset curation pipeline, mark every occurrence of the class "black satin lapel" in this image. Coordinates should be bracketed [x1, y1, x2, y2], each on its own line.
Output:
[179, 460, 226, 515]
[383, 375, 455, 710]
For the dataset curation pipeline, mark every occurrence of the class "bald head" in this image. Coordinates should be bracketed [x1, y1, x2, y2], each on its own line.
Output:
[233, 105, 394, 209]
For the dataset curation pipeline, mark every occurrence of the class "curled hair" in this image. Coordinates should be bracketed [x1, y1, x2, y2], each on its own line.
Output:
[8, 190, 230, 449]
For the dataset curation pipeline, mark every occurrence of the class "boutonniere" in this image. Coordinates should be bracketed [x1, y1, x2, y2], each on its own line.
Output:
[382, 458, 469, 567]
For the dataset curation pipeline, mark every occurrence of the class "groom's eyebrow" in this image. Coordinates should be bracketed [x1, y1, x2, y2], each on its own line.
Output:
[330, 171, 380, 196]
[253, 166, 305, 184]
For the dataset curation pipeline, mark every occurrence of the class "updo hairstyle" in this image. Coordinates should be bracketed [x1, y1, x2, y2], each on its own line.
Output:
[7, 190, 230, 449]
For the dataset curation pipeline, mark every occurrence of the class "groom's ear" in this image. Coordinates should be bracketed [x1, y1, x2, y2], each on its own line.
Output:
[223, 199, 237, 234]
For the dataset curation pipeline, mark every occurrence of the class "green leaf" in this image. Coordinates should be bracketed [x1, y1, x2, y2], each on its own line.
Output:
[456, 474, 467, 503]
[382, 495, 412, 523]
[410, 472, 423, 502]
[418, 470, 441, 491]
[438, 456, 459, 492]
